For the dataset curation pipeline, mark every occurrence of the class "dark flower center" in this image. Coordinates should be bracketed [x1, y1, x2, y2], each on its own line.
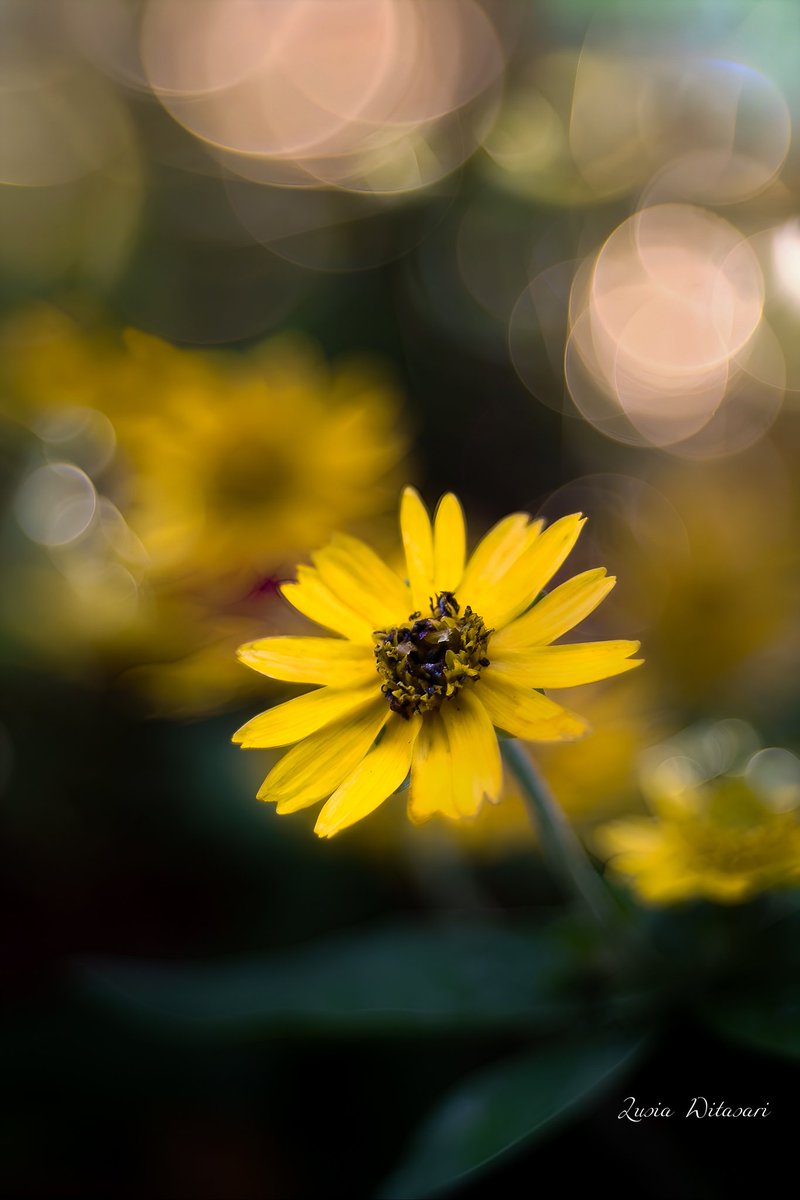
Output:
[373, 592, 491, 719]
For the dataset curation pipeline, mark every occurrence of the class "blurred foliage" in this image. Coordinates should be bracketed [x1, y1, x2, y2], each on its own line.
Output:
[377, 1032, 646, 1198]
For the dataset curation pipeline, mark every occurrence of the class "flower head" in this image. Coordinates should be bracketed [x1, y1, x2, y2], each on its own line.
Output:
[234, 488, 642, 837]
[597, 730, 800, 904]
[112, 330, 403, 582]
[0, 308, 404, 713]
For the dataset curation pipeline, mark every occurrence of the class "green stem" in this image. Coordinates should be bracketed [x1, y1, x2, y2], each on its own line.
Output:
[502, 738, 619, 932]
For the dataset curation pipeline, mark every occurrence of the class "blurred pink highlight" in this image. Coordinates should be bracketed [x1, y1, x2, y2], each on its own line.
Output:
[139, 0, 503, 193]
[566, 204, 768, 451]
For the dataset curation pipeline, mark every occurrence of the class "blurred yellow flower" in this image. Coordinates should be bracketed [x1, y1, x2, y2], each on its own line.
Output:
[0, 308, 405, 712]
[113, 330, 404, 583]
[597, 730, 800, 904]
[235, 488, 642, 837]
[630, 454, 800, 714]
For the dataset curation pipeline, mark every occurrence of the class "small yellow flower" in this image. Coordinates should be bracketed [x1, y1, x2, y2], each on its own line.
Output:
[597, 754, 800, 905]
[234, 488, 642, 838]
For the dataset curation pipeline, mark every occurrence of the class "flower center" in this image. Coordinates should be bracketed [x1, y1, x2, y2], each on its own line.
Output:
[373, 592, 491, 719]
[679, 804, 798, 877]
[209, 442, 294, 514]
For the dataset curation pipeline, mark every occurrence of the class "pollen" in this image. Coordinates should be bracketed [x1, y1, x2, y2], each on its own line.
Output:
[373, 592, 491, 719]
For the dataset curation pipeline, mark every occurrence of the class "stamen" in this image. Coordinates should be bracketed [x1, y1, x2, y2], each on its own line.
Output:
[373, 592, 491, 719]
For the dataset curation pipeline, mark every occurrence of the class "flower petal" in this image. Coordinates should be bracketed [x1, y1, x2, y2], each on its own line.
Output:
[314, 713, 421, 837]
[408, 713, 459, 822]
[258, 699, 389, 813]
[232, 683, 378, 748]
[477, 672, 589, 741]
[478, 513, 586, 630]
[490, 569, 616, 651]
[459, 512, 534, 605]
[237, 636, 377, 687]
[400, 486, 434, 613]
[311, 532, 410, 626]
[433, 493, 466, 593]
[596, 820, 665, 858]
[491, 641, 643, 688]
[281, 565, 375, 643]
[440, 688, 502, 816]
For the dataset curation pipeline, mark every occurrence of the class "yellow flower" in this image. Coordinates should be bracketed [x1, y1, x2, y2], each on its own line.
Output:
[597, 746, 800, 904]
[112, 330, 404, 583]
[234, 488, 642, 837]
[448, 674, 667, 853]
[0, 309, 405, 713]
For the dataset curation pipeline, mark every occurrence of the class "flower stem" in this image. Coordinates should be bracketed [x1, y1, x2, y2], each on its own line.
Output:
[501, 739, 619, 932]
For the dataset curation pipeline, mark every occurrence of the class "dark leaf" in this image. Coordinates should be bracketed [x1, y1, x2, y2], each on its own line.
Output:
[378, 1030, 646, 1198]
[76, 922, 575, 1035]
[702, 992, 800, 1062]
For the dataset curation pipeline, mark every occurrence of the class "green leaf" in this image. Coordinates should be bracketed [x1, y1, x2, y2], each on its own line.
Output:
[75, 922, 576, 1035]
[700, 903, 800, 1061]
[702, 992, 800, 1062]
[378, 1031, 646, 1199]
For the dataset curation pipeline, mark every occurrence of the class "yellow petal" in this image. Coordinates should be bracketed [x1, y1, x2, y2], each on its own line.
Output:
[258, 700, 389, 813]
[311, 533, 410, 626]
[459, 512, 533, 604]
[478, 513, 586, 630]
[490, 569, 616, 651]
[440, 689, 502, 816]
[237, 637, 377, 687]
[314, 713, 421, 837]
[400, 486, 435, 612]
[408, 713, 459, 822]
[490, 641, 643, 688]
[477, 672, 589, 741]
[595, 820, 664, 858]
[281, 565, 375, 643]
[232, 683, 378, 748]
[433, 493, 466, 593]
